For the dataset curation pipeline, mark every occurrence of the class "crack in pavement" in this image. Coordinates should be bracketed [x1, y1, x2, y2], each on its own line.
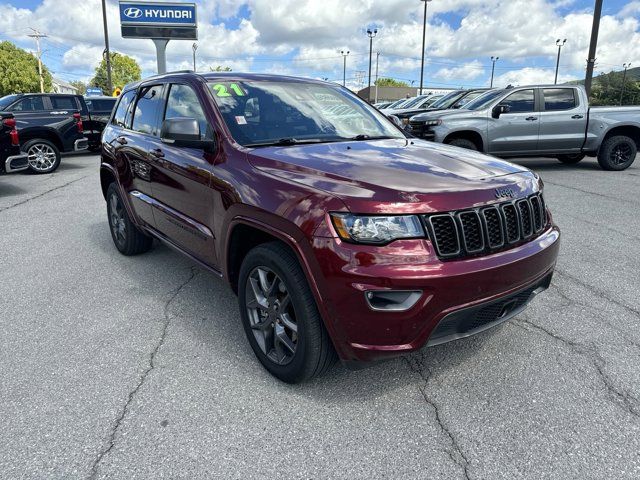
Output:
[512, 316, 640, 421]
[88, 266, 199, 480]
[0, 175, 90, 213]
[404, 354, 472, 480]
[543, 180, 640, 206]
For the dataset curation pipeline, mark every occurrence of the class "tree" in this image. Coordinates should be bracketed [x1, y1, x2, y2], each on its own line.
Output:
[91, 52, 141, 95]
[0, 41, 53, 95]
[210, 65, 232, 72]
[589, 69, 640, 106]
[70, 80, 87, 95]
[375, 77, 409, 87]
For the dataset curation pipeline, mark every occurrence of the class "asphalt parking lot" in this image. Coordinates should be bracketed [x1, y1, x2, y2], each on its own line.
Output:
[1, 152, 639, 479]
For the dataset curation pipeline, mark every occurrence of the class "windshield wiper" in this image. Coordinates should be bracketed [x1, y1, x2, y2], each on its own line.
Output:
[350, 134, 395, 141]
[245, 138, 326, 148]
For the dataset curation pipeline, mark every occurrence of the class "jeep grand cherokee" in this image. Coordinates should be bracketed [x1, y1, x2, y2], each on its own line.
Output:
[100, 72, 560, 383]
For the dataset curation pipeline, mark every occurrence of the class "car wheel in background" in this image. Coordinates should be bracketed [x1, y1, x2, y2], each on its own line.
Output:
[24, 139, 61, 174]
[238, 242, 336, 383]
[446, 138, 478, 151]
[557, 153, 585, 164]
[597, 136, 637, 171]
[106, 183, 153, 256]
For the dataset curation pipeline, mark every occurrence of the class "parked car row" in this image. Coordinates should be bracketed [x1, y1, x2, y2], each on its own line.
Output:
[0, 93, 117, 174]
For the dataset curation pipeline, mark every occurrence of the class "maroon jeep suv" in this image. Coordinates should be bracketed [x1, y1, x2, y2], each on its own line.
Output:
[100, 72, 560, 383]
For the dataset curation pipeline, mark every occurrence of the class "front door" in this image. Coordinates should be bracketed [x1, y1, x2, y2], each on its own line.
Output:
[487, 89, 539, 155]
[147, 82, 217, 266]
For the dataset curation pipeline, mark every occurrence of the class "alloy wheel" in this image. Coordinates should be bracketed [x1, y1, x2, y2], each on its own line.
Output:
[611, 143, 633, 166]
[109, 193, 126, 246]
[245, 266, 298, 365]
[27, 143, 57, 172]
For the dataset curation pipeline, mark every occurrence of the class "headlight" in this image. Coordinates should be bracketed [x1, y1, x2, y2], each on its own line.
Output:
[424, 119, 442, 127]
[330, 213, 424, 244]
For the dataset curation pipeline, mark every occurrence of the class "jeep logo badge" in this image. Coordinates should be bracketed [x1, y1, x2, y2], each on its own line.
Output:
[495, 187, 515, 199]
[124, 7, 143, 18]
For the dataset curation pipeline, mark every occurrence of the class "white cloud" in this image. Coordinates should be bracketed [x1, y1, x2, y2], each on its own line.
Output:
[434, 60, 485, 81]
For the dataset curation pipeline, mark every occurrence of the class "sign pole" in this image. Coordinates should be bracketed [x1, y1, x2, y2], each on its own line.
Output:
[152, 39, 169, 74]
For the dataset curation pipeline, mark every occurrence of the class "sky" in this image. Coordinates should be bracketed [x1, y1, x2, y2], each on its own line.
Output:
[0, 0, 638, 92]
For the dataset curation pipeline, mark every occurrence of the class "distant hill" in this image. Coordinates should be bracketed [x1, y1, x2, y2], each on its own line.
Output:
[568, 66, 640, 85]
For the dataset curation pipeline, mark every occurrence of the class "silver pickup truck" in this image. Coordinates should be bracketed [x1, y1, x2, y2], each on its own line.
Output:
[408, 85, 640, 170]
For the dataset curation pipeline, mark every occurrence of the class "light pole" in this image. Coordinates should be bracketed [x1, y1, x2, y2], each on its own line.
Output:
[374, 52, 381, 103]
[419, 0, 432, 96]
[367, 29, 378, 102]
[192, 43, 198, 72]
[554, 39, 566, 84]
[620, 62, 631, 105]
[341, 50, 350, 87]
[490, 56, 499, 88]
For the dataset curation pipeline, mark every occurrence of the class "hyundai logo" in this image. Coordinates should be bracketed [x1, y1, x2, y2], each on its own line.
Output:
[495, 187, 516, 199]
[124, 7, 143, 19]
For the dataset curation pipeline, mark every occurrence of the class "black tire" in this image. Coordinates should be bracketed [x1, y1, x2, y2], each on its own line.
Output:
[24, 139, 61, 174]
[238, 242, 336, 383]
[106, 183, 153, 256]
[597, 135, 637, 171]
[557, 153, 585, 164]
[447, 138, 478, 151]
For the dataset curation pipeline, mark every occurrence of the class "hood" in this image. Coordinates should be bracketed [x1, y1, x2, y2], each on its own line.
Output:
[247, 138, 538, 214]
[410, 108, 480, 122]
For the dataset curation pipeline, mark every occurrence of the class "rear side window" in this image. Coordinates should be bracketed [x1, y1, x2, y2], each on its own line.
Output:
[131, 85, 164, 136]
[50, 96, 77, 110]
[164, 84, 209, 138]
[543, 89, 576, 111]
[10, 96, 45, 112]
[87, 99, 117, 112]
[501, 90, 535, 113]
[112, 91, 136, 128]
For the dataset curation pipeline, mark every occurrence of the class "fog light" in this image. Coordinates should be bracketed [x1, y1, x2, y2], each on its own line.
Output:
[365, 290, 422, 312]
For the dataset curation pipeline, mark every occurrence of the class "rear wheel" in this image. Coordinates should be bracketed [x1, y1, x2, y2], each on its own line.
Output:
[557, 153, 585, 164]
[24, 139, 61, 174]
[597, 135, 637, 171]
[446, 138, 478, 151]
[106, 183, 153, 256]
[238, 242, 336, 383]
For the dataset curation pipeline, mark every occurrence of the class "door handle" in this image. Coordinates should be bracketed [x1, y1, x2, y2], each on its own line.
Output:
[115, 136, 127, 145]
[571, 115, 584, 119]
[149, 148, 165, 159]
[525, 116, 538, 121]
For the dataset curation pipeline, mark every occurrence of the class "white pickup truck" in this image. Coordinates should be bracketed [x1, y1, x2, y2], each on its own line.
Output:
[408, 85, 640, 170]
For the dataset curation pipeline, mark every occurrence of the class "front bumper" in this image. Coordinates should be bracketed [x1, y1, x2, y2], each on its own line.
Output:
[311, 225, 560, 363]
[4, 153, 29, 173]
[74, 138, 89, 152]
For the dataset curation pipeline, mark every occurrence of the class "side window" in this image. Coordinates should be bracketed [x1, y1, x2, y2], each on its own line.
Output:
[50, 96, 76, 110]
[112, 91, 136, 128]
[543, 89, 576, 111]
[10, 96, 45, 112]
[501, 90, 535, 113]
[131, 85, 164, 136]
[164, 84, 209, 138]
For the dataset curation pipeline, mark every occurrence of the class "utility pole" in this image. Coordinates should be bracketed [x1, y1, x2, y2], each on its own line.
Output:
[620, 63, 631, 105]
[28, 28, 47, 93]
[584, 0, 603, 98]
[366, 29, 378, 102]
[374, 52, 380, 104]
[341, 50, 350, 87]
[101, 0, 112, 95]
[555, 39, 566, 84]
[419, 0, 432, 96]
[192, 43, 198, 72]
[490, 56, 499, 88]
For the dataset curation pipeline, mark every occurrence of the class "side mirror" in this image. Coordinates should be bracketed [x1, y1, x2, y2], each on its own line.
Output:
[387, 114, 403, 128]
[161, 117, 215, 151]
[492, 104, 510, 119]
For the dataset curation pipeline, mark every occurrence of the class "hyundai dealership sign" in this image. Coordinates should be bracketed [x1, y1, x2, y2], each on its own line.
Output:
[119, 1, 197, 39]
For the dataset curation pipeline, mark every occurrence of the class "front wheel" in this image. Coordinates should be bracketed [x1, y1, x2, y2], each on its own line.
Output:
[106, 183, 153, 256]
[557, 153, 585, 164]
[24, 139, 61, 174]
[238, 242, 336, 383]
[598, 136, 637, 171]
[446, 138, 478, 151]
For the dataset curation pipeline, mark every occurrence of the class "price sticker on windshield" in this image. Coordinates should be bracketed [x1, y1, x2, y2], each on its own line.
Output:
[212, 83, 246, 97]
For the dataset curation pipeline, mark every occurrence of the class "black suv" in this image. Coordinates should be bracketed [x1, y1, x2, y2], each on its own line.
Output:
[0, 93, 88, 173]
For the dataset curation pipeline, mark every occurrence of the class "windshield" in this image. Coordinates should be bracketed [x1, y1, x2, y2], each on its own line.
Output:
[0, 95, 18, 110]
[429, 91, 463, 109]
[464, 89, 505, 110]
[401, 96, 427, 109]
[209, 80, 405, 147]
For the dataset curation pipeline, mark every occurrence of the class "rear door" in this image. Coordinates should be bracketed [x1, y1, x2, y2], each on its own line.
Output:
[537, 88, 587, 153]
[47, 95, 84, 148]
[146, 82, 217, 266]
[487, 89, 540, 155]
